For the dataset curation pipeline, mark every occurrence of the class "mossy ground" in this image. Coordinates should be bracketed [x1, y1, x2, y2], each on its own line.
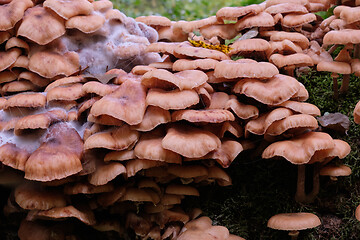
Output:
[112, 1, 360, 238]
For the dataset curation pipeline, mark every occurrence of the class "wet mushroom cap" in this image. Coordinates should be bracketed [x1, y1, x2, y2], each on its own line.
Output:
[17, 6, 66, 45]
[90, 79, 147, 125]
[216, 4, 264, 21]
[24, 123, 83, 181]
[0, 0, 34, 31]
[65, 14, 106, 33]
[267, 212, 321, 231]
[262, 131, 335, 164]
[214, 60, 279, 79]
[162, 124, 221, 158]
[43, 0, 93, 20]
[319, 165, 351, 177]
[146, 88, 200, 110]
[233, 74, 301, 105]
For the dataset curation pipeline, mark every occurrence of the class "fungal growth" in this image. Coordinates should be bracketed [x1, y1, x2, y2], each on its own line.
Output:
[0, 0, 357, 239]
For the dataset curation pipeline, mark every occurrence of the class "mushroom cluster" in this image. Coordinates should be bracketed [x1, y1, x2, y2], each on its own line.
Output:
[0, 0, 357, 239]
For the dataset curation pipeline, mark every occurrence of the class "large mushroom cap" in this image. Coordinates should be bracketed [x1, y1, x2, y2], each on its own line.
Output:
[162, 124, 221, 158]
[262, 132, 335, 164]
[0, 0, 33, 31]
[17, 6, 66, 45]
[90, 79, 147, 126]
[267, 212, 321, 231]
[233, 74, 301, 105]
[24, 123, 83, 182]
[43, 0, 93, 20]
[214, 60, 279, 79]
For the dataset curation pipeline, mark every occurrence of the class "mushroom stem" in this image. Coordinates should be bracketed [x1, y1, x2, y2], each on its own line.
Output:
[289, 230, 300, 240]
[331, 73, 339, 99]
[284, 65, 295, 77]
[295, 164, 320, 203]
[327, 44, 339, 54]
[295, 165, 306, 203]
[340, 74, 350, 94]
[306, 163, 320, 203]
[354, 45, 360, 58]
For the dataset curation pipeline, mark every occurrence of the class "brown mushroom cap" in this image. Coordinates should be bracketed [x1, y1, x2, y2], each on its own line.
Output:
[174, 42, 230, 61]
[172, 109, 235, 123]
[0, 48, 22, 72]
[265, 3, 308, 15]
[166, 184, 200, 196]
[210, 140, 243, 168]
[18, 72, 50, 88]
[121, 187, 160, 204]
[199, 24, 239, 40]
[84, 125, 139, 151]
[168, 165, 208, 179]
[0, 143, 29, 171]
[172, 59, 218, 72]
[273, 101, 321, 116]
[2, 80, 39, 93]
[134, 133, 182, 164]
[43, 0, 93, 20]
[270, 31, 309, 49]
[233, 74, 301, 105]
[24, 123, 83, 181]
[317, 61, 352, 74]
[235, 12, 275, 31]
[320, 165, 351, 177]
[267, 212, 321, 231]
[131, 106, 171, 132]
[126, 159, 166, 178]
[5, 92, 46, 109]
[135, 15, 172, 27]
[265, 114, 318, 136]
[245, 108, 293, 137]
[90, 79, 146, 126]
[162, 124, 221, 158]
[15, 182, 66, 210]
[262, 132, 335, 164]
[225, 97, 259, 120]
[46, 83, 85, 102]
[5, 37, 29, 53]
[266, 0, 309, 8]
[354, 100, 360, 124]
[14, 109, 67, 135]
[142, 69, 208, 90]
[281, 13, 316, 28]
[88, 162, 126, 186]
[17, 6, 66, 45]
[146, 88, 199, 110]
[229, 38, 271, 55]
[214, 60, 279, 79]
[269, 53, 314, 68]
[0, 0, 33, 31]
[323, 30, 360, 45]
[216, 4, 264, 21]
[309, 139, 351, 164]
[28, 205, 96, 225]
[65, 14, 105, 34]
[28, 51, 80, 78]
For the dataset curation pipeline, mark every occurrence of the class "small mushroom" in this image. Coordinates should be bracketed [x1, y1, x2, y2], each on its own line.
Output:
[267, 212, 321, 240]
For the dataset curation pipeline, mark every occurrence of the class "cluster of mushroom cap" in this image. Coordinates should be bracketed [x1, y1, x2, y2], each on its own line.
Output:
[0, 0, 160, 85]
[0, 0, 242, 239]
[0, 0, 357, 239]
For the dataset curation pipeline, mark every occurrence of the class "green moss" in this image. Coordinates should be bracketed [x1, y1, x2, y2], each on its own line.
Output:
[111, 0, 263, 20]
